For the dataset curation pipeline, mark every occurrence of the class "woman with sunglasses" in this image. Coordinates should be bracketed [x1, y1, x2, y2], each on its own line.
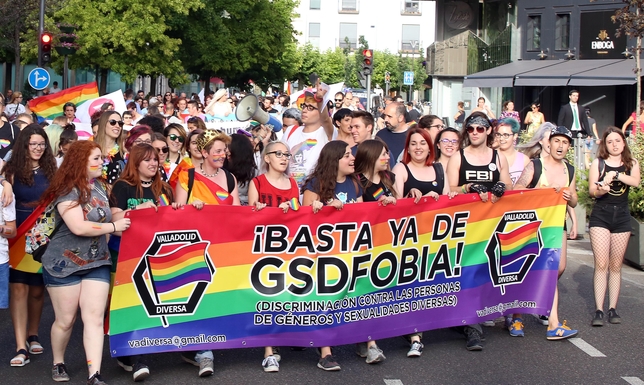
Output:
[446, 112, 512, 350]
[110, 144, 173, 381]
[2, 124, 56, 367]
[163, 93, 172, 105]
[164, 123, 186, 177]
[168, 129, 204, 189]
[524, 103, 545, 137]
[94, 111, 126, 185]
[152, 132, 170, 181]
[247, 141, 299, 373]
[302, 140, 367, 371]
[6, 92, 26, 121]
[434, 128, 461, 166]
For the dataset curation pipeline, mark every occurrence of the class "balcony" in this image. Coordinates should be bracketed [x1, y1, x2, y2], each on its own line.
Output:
[401, 1, 421, 16]
[338, 0, 359, 14]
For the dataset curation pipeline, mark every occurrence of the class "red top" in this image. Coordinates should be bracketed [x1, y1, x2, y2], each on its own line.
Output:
[252, 174, 300, 207]
[630, 112, 644, 136]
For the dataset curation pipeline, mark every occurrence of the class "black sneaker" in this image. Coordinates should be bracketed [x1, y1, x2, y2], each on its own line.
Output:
[608, 308, 621, 324]
[132, 362, 150, 382]
[317, 355, 341, 371]
[592, 310, 604, 326]
[116, 356, 133, 372]
[87, 372, 107, 385]
[465, 327, 483, 351]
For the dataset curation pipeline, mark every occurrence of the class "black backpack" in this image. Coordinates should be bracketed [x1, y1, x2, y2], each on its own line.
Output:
[527, 158, 574, 189]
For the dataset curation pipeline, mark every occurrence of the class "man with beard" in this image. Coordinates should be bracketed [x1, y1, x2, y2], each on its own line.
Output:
[514, 125, 579, 341]
[376, 102, 410, 168]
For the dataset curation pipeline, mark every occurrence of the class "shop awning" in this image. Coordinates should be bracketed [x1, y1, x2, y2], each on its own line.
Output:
[514, 59, 624, 86]
[463, 58, 639, 88]
[568, 59, 639, 86]
[463, 60, 561, 88]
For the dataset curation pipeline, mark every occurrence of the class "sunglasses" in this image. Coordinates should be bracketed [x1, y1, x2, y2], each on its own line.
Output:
[108, 119, 124, 127]
[466, 126, 486, 134]
[300, 103, 318, 112]
[335, 99, 343, 102]
[168, 134, 185, 143]
[155, 146, 169, 154]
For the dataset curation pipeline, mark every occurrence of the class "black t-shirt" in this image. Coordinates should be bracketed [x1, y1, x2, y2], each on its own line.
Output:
[360, 172, 396, 202]
[0, 121, 20, 159]
[110, 180, 158, 210]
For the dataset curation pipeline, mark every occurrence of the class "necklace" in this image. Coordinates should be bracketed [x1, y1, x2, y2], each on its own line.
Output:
[141, 180, 153, 186]
[200, 163, 219, 178]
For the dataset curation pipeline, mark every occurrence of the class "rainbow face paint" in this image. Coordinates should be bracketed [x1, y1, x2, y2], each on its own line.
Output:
[211, 154, 226, 162]
[92, 224, 102, 230]
[89, 165, 101, 171]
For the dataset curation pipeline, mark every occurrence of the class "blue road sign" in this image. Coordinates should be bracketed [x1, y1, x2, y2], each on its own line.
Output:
[28, 68, 50, 91]
[403, 71, 414, 86]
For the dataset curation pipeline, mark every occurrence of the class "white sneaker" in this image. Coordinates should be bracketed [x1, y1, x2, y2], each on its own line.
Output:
[262, 355, 279, 372]
[198, 357, 214, 377]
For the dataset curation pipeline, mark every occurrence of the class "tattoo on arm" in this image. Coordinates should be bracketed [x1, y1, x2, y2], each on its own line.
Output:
[515, 161, 534, 189]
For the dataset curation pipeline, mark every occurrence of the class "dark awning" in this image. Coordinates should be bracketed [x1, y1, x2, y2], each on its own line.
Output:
[463, 60, 561, 88]
[514, 59, 624, 86]
[568, 59, 639, 86]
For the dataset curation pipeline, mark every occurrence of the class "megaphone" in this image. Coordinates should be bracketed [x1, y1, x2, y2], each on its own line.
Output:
[235, 94, 283, 132]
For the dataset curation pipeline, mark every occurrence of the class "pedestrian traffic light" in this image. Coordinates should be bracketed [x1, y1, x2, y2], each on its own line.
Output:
[40, 32, 52, 66]
[362, 49, 373, 76]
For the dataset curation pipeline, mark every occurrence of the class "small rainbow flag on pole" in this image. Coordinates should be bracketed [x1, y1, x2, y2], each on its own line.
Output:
[496, 221, 542, 267]
[28, 82, 99, 120]
[147, 242, 213, 294]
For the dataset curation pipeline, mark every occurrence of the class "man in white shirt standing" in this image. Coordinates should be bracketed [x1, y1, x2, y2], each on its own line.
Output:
[49, 81, 61, 94]
[557, 89, 590, 138]
[283, 87, 334, 189]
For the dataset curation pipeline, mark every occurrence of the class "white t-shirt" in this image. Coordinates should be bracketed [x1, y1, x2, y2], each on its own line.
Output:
[0, 187, 16, 264]
[283, 125, 336, 189]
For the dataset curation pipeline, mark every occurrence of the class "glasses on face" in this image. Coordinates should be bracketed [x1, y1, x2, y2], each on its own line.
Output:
[335, 99, 343, 102]
[29, 142, 46, 149]
[300, 103, 318, 112]
[466, 125, 486, 134]
[168, 134, 185, 143]
[108, 119, 124, 127]
[267, 151, 292, 159]
[134, 139, 152, 145]
[439, 138, 459, 145]
[430, 124, 445, 130]
[531, 106, 538, 110]
[154, 146, 169, 154]
[495, 133, 513, 139]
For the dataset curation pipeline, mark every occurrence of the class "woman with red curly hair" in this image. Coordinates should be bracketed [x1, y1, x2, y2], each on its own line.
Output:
[39, 140, 131, 384]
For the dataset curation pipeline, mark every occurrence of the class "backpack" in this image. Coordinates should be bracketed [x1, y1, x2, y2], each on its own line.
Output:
[527, 158, 574, 189]
[25, 202, 62, 263]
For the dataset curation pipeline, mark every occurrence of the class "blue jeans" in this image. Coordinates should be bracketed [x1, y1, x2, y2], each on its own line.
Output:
[0, 263, 8, 309]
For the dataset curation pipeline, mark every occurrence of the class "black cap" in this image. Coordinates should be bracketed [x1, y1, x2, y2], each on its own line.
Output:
[550, 126, 573, 142]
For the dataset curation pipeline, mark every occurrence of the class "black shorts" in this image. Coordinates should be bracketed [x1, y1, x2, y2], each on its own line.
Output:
[589, 204, 632, 234]
[9, 268, 44, 286]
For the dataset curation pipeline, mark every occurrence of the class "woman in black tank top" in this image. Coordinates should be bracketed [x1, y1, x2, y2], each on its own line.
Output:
[587, 127, 641, 325]
[392, 127, 456, 202]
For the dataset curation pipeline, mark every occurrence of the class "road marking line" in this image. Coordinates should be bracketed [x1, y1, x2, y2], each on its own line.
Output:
[567, 246, 594, 255]
[568, 338, 606, 357]
[622, 377, 644, 385]
[384, 380, 404, 385]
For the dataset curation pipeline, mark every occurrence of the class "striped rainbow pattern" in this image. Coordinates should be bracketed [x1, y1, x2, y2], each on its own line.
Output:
[0, 139, 10, 148]
[109, 189, 566, 357]
[372, 187, 384, 200]
[9, 206, 44, 274]
[497, 221, 541, 266]
[147, 242, 212, 294]
[216, 191, 229, 201]
[289, 197, 300, 211]
[27, 82, 99, 120]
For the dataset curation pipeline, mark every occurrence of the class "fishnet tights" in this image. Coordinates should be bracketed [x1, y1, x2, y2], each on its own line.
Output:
[590, 227, 630, 310]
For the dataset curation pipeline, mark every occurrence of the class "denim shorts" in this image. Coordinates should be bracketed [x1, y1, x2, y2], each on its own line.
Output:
[589, 204, 632, 234]
[43, 265, 111, 288]
[0, 263, 8, 309]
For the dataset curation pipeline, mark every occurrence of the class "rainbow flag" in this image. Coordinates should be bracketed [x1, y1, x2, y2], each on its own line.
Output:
[147, 242, 212, 294]
[372, 187, 384, 200]
[9, 205, 45, 274]
[289, 197, 300, 211]
[158, 194, 170, 207]
[28, 82, 99, 120]
[496, 221, 542, 266]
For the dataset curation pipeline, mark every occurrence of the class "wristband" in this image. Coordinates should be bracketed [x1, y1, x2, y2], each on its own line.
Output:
[613, 172, 620, 181]
[112, 222, 116, 233]
[461, 184, 468, 194]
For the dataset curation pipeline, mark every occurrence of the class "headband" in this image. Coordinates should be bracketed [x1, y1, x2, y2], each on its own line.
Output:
[467, 116, 490, 128]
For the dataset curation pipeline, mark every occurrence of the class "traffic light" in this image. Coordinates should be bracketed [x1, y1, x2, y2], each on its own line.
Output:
[39, 32, 52, 66]
[362, 49, 373, 76]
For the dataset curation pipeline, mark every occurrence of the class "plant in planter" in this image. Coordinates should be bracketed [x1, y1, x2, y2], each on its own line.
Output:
[57, 33, 78, 43]
[55, 42, 79, 56]
[56, 23, 76, 34]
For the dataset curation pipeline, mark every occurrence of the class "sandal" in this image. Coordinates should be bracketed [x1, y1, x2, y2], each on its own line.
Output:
[27, 335, 43, 355]
[10, 349, 30, 367]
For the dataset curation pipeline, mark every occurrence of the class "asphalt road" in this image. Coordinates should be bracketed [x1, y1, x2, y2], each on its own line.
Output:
[1, 238, 643, 385]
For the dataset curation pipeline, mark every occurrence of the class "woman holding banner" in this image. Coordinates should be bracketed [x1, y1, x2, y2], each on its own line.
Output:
[173, 129, 240, 377]
[302, 140, 387, 371]
[2, 124, 56, 367]
[248, 141, 300, 372]
[168, 129, 203, 189]
[110, 144, 174, 381]
[94, 111, 126, 185]
[355, 139, 398, 205]
[39, 140, 131, 384]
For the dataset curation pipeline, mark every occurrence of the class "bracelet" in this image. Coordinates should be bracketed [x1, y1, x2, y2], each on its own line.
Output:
[111, 222, 116, 233]
[461, 184, 467, 194]
[613, 172, 620, 181]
